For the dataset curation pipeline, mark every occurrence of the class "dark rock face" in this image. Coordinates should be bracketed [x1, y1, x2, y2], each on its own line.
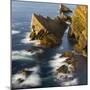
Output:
[59, 4, 72, 23]
[29, 13, 67, 47]
[60, 4, 72, 13]
[29, 4, 74, 48]
[18, 68, 33, 77]
[68, 5, 88, 56]
[56, 65, 68, 74]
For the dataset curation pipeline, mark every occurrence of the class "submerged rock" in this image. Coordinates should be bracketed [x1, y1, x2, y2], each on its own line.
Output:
[68, 5, 88, 56]
[18, 68, 33, 77]
[26, 48, 34, 52]
[18, 78, 25, 83]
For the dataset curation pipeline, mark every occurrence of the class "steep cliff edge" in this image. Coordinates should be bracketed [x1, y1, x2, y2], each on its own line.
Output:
[29, 13, 67, 47]
[68, 5, 88, 56]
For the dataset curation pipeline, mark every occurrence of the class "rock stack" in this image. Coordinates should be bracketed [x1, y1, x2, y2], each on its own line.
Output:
[29, 13, 67, 47]
[59, 4, 72, 23]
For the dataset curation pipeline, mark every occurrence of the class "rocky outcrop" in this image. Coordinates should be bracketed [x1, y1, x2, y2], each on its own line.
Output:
[68, 5, 88, 56]
[55, 51, 87, 85]
[60, 4, 72, 13]
[29, 4, 87, 52]
[59, 4, 72, 23]
[56, 65, 68, 74]
[60, 51, 74, 58]
[29, 13, 67, 47]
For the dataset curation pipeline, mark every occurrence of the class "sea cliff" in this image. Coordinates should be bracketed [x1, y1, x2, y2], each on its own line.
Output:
[29, 4, 88, 56]
[68, 5, 88, 56]
[29, 13, 68, 47]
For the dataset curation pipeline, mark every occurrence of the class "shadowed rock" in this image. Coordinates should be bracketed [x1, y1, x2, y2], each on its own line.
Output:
[56, 65, 68, 74]
[29, 13, 67, 47]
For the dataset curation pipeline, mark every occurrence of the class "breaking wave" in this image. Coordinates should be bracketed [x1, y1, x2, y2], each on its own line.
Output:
[12, 50, 36, 60]
[49, 53, 79, 86]
[21, 32, 41, 47]
[12, 66, 41, 88]
[12, 30, 20, 35]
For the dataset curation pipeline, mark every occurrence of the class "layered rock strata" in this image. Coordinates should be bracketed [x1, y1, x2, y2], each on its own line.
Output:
[30, 13, 67, 47]
[68, 5, 88, 56]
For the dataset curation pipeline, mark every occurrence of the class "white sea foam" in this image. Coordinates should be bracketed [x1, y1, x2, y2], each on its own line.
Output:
[49, 53, 78, 86]
[56, 72, 78, 86]
[53, 53, 62, 59]
[49, 53, 68, 70]
[12, 73, 26, 83]
[12, 50, 36, 60]
[12, 48, 44, 60]
[21, 38, 41, 47]
[21, 32, 41, 47]
[12, 30, 20, 35]
[21, 32, 31, 44]
[12, 66, 41, 88]
[55, 69, 78, 86]
[12, 73, 26, 88]
[24, 66, 40, 73]
[20, 73, 41, 87]
[21, 38, 30, 44]
[49, 52, 79, 86]
[61, 78, 78, 86]
[66, 21, 71, 25]
[65, 26, 69, 34]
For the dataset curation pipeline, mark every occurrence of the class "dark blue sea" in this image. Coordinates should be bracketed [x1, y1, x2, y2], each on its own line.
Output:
[11, 1, 87, 89]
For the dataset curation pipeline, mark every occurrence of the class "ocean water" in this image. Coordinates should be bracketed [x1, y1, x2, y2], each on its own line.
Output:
[11, 1, 87, 89]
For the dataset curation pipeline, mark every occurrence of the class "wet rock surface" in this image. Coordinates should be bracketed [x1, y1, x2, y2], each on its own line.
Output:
[54, 51, 87, 86]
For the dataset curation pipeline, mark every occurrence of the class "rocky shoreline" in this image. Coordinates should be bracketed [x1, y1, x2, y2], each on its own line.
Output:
[11, 4, 88, 89]
[29, 4, 88, 85]
[29, 4, 72, 48]
[29, 4, 87, 57]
